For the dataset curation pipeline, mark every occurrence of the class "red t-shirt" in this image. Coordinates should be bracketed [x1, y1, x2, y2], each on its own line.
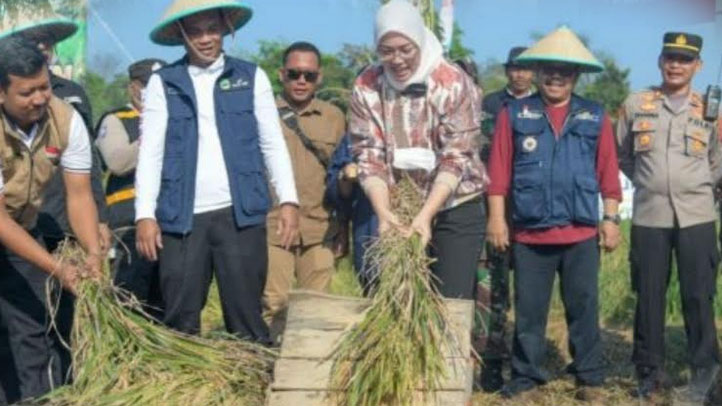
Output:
[487, 102, 622, 245]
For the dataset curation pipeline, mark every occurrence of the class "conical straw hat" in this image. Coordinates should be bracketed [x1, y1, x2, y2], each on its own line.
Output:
[0, 6, 78, 43]
[150, 0, 252, 46]
[515, 26, 604, 73]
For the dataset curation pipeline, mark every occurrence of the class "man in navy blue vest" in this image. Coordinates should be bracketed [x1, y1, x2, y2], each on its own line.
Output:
[486, 27, 622, 403]
[134, 0, 299, 344]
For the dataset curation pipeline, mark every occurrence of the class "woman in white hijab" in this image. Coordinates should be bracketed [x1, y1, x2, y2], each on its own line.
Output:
[349, 0, 488, 300]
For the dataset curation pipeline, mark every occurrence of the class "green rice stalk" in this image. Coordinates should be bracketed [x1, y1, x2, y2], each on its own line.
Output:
[38, 241, 275, 406]
[330, 176, 461, 406]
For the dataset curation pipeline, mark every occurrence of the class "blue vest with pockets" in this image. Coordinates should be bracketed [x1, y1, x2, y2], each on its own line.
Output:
[155, 56, 270, 234]
[508, 94, 603, 229]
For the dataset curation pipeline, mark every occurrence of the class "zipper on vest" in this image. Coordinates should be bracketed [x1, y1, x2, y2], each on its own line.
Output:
[544, 110, 571, 218]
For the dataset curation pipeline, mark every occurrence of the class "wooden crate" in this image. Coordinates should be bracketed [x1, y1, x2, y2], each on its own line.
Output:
[267, 290, 474, 406]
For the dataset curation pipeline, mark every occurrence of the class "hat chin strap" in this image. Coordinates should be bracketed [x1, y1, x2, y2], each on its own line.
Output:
[176, 11, 235, 66]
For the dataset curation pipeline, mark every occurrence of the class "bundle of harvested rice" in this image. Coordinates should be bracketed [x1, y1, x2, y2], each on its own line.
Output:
[330, 176, 461, 406]
[39, 241, 275, 406]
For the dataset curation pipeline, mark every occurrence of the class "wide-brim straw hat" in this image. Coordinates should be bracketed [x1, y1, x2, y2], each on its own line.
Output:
[150, 0, 252, 46]
[0, 6, 78, 43]
[515, 26, 604, 73]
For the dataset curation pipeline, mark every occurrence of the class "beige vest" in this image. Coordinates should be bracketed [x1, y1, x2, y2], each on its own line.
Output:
[0, 96, 72, 229]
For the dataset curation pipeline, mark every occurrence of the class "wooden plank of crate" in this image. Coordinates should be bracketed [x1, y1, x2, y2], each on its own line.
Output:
[285, 291, 472, 332]
[283, 291, 474, 354]
[280, 324, 471, 359]
[271, 358, 472, 391]
[285, 290, 369, 331]
[267, 390, 470, 406]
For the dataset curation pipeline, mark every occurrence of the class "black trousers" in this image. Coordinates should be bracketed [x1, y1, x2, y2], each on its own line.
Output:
[631, 223, 721, 373]
[111, 226, 163, 320]
[429, 198, 485, 300]
[0, 238, 71, 402]
[159, 207, 270, 344]
[510, 237, 605, 387]
[482, 243, 512, 362]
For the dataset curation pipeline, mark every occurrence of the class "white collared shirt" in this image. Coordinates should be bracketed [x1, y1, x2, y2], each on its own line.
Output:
[505, 87, 533, 99]
[135, 54, 298, 221]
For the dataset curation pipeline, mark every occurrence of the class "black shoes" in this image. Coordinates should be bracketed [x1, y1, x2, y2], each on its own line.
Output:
[480, 359, 504, 393]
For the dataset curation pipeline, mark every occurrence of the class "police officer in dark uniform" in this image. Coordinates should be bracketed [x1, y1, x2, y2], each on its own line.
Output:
[96, 59, 167, 318]
[478, 46, 534, 392]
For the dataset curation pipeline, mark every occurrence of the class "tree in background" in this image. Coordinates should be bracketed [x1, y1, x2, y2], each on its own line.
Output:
[478, 58, 508, 95]
[579, 54, 631, 119]
[447, 23, 474, 61]
[338, 43, 376, 76]
[242, 40, 357, 111]
[2, 0, 82, 16]
[80, 71, 128, 127]
[1, 0, 51, 15]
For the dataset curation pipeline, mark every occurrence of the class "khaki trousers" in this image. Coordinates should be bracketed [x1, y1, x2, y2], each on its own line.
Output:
[263, 242, 334, 336]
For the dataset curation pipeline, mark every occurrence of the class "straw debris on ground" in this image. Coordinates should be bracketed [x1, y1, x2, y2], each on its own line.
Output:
[330, 176, 463, 406]
[39, 241, 275, 406]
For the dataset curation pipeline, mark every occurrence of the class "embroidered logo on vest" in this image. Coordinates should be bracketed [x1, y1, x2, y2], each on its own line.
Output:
[517, 105, 543, 120]
[574, 111, 600, 122]
[522, 136, 538, 152]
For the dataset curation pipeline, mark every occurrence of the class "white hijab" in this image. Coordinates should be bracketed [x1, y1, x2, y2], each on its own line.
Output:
[374, 0, 444, 91]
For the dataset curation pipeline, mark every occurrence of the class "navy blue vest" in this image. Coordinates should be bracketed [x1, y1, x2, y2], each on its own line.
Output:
[509, 94, 603, 229]
[155, 56, 270, 234]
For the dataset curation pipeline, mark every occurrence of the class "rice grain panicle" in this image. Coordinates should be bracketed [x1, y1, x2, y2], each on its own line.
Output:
[330, 175, 463, 406]
[39, 240, 275, 406]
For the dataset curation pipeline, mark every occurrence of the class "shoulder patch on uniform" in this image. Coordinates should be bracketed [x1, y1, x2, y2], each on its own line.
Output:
[574, 111, 600, 122]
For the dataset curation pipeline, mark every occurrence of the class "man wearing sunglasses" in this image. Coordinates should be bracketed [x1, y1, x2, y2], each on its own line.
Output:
[617, 32, 721, 405]
[263, 42, 345, 339]
[487, 27, 622, 403]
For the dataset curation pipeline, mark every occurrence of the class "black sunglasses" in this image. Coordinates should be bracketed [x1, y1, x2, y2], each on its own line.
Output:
[539, 65, 578, 78]
[285, 69, 319, 83]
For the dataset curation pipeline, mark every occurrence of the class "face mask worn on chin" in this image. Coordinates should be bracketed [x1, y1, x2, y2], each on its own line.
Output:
[392, 147, 436, 173]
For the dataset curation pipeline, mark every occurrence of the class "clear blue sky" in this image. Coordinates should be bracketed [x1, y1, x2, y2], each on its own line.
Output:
[87, 0, 722, 91]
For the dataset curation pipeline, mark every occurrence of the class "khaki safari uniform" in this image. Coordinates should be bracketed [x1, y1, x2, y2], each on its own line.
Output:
[1, 96, 72, 229]
[618, 88, 721, 228]
[0, 96, 75, 400]
[617, 87, 722, 377]
[263, 96, 345, 325]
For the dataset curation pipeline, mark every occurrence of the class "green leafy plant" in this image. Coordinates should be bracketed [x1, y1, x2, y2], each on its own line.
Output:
[330, 177, 459, 406]
[39, 241, 275, 406]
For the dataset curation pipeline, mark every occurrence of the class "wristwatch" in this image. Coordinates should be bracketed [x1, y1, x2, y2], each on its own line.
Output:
[602, 214, 621, 225]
